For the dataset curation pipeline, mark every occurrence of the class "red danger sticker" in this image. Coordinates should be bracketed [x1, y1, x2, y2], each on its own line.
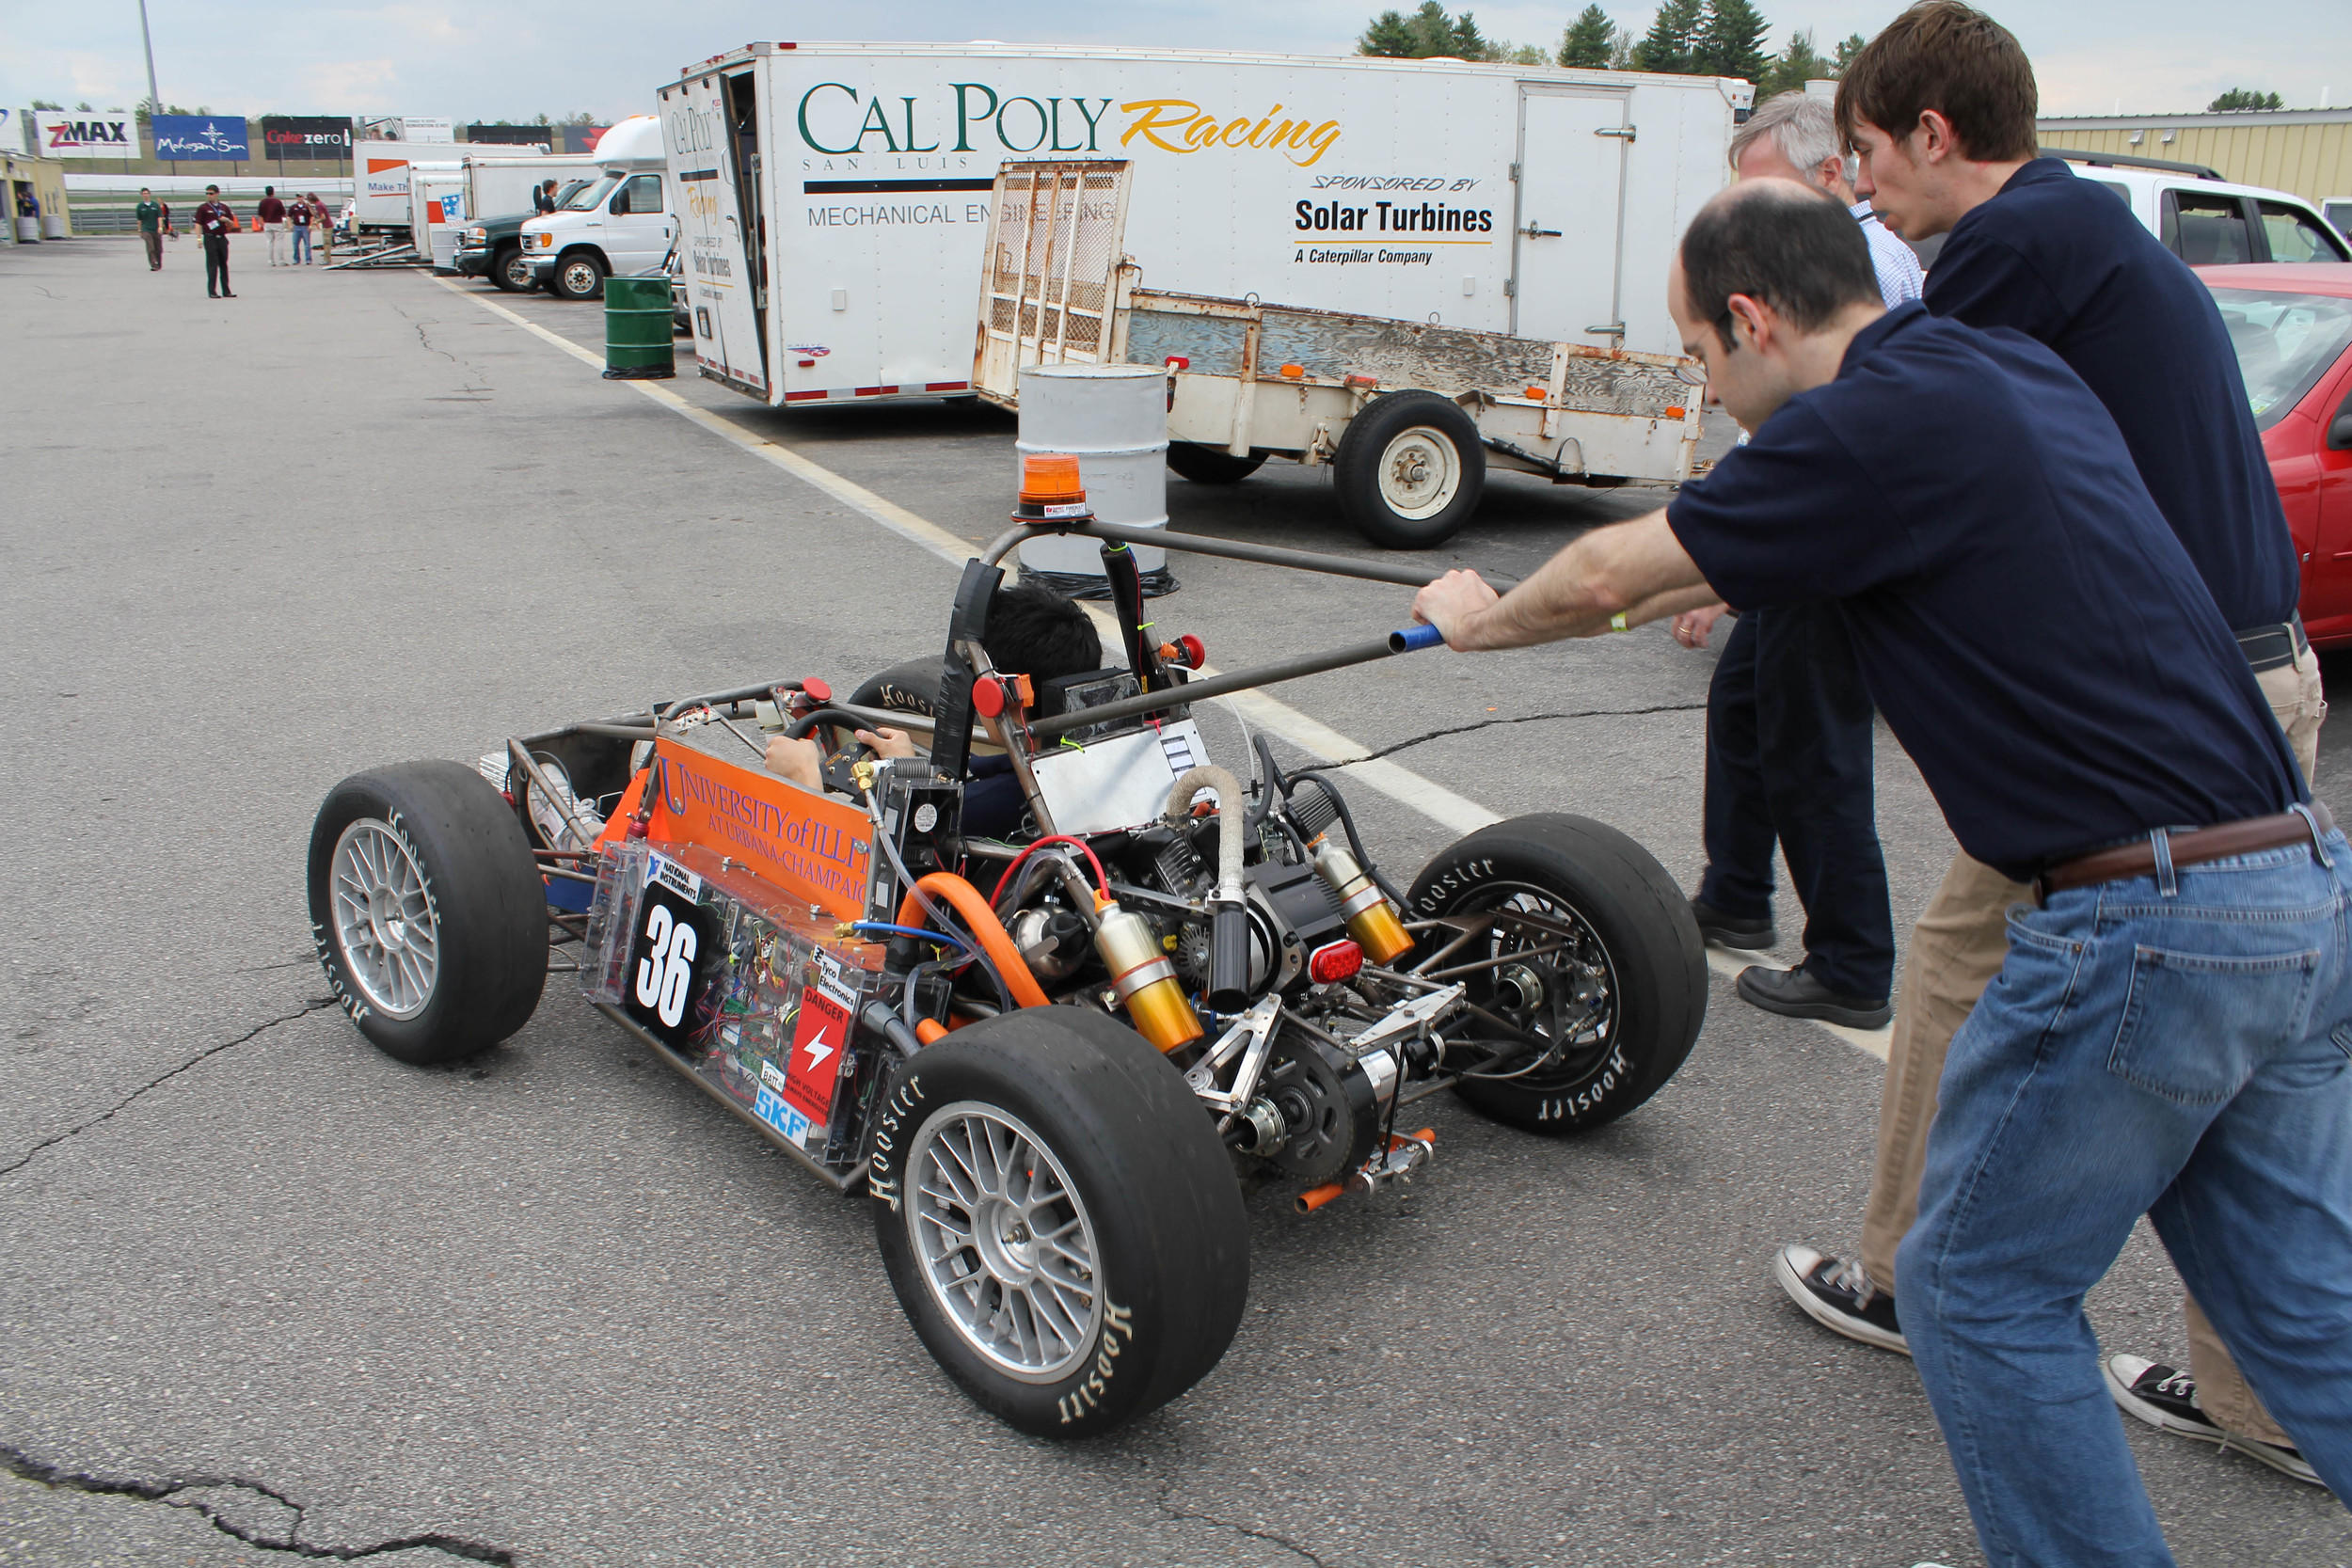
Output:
[785, 985, 852, 1123]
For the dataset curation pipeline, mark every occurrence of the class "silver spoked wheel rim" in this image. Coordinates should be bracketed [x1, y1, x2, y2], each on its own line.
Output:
[562, 261, 597, 296]
[328, 818, 439, 1021]
[1376, 425, 1462, 520]
[908, 1101, 1102, 1383]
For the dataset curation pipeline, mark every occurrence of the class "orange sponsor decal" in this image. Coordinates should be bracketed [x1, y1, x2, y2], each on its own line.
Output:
[645, 737, 873, 919]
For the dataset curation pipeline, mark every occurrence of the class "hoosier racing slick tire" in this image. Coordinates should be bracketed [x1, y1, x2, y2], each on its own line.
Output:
[868, 1006, 1248, 1437]
[308, 761, 548, 1067]
[1408, 814, 1704, 1134]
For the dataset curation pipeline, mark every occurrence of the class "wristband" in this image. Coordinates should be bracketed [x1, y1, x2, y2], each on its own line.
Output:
[1609, 612, 1629, 633]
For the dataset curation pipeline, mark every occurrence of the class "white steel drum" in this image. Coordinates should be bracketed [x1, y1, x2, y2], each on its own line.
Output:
[1014, 364, 1168, 582]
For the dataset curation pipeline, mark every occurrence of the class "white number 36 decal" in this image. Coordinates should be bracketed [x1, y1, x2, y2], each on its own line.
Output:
[634, 903, 700, 1028]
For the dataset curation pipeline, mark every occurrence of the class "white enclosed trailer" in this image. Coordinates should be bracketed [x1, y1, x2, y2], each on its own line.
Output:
[656, 42, 1748, 407]
[404, 161, 469, 270]
[464, 152, 593, 223]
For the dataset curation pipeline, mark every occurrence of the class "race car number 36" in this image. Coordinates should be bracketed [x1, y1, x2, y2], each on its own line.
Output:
[625, 879, 715, 1044]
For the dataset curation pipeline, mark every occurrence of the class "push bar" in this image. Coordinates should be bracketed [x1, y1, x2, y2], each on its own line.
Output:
[978, 518, 1517, 594]
[1027, 627, 1445, 741]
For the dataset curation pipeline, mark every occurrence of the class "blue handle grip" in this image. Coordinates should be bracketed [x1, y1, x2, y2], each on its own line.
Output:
[1388, 623, 1446, 654]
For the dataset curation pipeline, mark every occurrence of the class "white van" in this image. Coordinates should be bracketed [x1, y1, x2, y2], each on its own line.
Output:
[2047, 150, 2349, 265]
[519, 116, 675, 300]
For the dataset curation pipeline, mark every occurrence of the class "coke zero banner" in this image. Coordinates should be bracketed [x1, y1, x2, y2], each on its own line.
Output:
[262, 117, 352, 159]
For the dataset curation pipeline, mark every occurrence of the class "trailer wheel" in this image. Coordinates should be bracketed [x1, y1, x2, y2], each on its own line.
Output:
[1333, 391, 1486, 548]
[549, 251, 605, 301]
[869, 1007, 1249, 1437]
[491, 245, 535, 293]
[1166, 442, 1266, 484]
[308, 761, 548, 1066]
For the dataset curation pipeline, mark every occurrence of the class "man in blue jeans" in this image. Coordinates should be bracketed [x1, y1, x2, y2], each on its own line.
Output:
[1412, 178, 2351, 1565]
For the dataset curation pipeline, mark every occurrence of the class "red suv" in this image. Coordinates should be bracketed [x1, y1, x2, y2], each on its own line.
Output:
[2207, 263, 2352, 647]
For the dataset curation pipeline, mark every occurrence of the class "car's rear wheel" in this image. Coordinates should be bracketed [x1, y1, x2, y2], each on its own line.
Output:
[1408, 814, 1704, 1132]
[492, 245, 535, 293]
[308, 761, 548, 1065]
[870, 1006, 1248, 1436]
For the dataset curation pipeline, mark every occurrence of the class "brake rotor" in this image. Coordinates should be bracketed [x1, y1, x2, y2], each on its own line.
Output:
[1258, 1037, 1381, 1184]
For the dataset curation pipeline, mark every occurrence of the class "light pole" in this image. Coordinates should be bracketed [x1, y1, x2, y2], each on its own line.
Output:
[136, 0, 161, 121]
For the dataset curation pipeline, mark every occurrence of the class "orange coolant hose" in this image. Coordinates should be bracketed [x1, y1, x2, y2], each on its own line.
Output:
[896, 871, 1051, 1010]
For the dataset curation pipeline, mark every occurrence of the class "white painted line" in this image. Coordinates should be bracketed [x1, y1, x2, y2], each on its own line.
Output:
[438, 278, 1883, 1058]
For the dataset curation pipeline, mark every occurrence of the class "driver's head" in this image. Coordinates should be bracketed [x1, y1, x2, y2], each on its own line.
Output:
[984, 584, 1101, 695]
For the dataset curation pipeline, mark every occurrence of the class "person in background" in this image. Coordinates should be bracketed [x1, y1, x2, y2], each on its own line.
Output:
[1669, 87, 1923, 1034]
[258, 185, 287, 266]
[311, 195, 335, 264]
[192, 185, 236, 299]
[288, 193, 312, 265]
[533, 179, 558, 215]
[135, 187, 171, 272]
[1774, 0, 2331, 1493]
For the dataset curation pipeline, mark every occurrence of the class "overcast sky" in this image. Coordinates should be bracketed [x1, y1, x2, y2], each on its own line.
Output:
[4, 0, 2344, 123]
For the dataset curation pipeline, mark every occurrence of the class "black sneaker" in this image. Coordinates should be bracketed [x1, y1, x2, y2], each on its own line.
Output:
[1738, 964, 1893, 1029]
[2104, 1354, 2322, 1485]
[1692, 897, 1775, 950]
[1772, 1243, 1908, 1354]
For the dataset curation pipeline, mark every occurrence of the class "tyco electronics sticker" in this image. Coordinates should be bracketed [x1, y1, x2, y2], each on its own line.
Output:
[786, 984, 853, 1123]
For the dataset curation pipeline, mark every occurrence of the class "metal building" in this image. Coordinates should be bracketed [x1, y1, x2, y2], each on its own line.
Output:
[2036, 107, 2352, 209]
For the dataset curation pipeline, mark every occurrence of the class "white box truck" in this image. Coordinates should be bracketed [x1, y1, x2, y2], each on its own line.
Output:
[405, 161, 469, 270]
[516, 116, 676, 300]
[655, 42, 1748, 407]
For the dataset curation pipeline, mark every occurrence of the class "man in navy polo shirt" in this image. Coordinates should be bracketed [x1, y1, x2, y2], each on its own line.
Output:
[1412, 177, 2352, 1564]
[1772, 0, 2327, 1483]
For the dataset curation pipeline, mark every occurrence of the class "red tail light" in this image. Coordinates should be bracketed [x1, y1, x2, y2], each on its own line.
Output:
[1308, 939, 1363, 986]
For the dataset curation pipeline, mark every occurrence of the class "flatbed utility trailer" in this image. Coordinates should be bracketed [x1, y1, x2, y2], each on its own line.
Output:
[971, 161, 1704, 547]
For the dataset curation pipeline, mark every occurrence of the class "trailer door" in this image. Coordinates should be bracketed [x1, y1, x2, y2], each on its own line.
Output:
[666, 70, 769, 398]
[1511, 88, 1631, 346]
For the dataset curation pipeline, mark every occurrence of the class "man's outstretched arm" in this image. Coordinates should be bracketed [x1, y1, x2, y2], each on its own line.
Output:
[1411, 508, 1718, 651]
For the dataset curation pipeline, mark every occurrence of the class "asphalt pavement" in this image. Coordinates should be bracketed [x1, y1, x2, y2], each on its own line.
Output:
[5, 236, 2349, 1568]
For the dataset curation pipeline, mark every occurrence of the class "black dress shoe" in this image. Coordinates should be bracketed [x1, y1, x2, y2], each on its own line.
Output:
[1737, 964, 1892, 1028]
[1691, 897, 1775, 950]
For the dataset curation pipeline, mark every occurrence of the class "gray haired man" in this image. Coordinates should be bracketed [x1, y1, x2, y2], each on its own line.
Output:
[1672, 88, 1922, 1034]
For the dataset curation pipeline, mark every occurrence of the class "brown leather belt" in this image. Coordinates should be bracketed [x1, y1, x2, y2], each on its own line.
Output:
[2037, 801, 2334, 898]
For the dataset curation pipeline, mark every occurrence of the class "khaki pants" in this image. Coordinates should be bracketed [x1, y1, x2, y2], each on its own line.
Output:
[265, 221, 288, 264]
[1859, 643, 2324, 1449]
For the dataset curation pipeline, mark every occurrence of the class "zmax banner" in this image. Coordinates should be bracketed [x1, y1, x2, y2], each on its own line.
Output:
[151, 115, 250, 160]
[33, 111, 136, 158]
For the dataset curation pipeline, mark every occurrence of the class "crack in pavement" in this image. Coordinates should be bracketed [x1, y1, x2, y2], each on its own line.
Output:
[0, 997, 339, 1179]
[389, 300, 493, 394]
[1155, 1482, 1329, 1567]
[2, 1444, 514, 1562]
[1346, 702, 1708, 765]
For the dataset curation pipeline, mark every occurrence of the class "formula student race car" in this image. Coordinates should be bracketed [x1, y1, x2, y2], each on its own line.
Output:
[308, 457, 1708, 1436]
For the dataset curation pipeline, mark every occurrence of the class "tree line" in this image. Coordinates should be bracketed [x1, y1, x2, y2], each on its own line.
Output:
[1359, 4, 2314, 113]
[1359, 1, 1862, 96]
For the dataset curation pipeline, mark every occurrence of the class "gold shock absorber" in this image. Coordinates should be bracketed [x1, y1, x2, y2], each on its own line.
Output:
[1313, 841, 1415, 966]
[1093, 899, 1204, 1053]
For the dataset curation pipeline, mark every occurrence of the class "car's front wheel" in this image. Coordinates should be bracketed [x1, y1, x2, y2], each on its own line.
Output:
[308, 761, 548, 1065]
[492, 245, 535, 293]
[549, 252, 604, 301]
[870, 1006, 1248, 1436]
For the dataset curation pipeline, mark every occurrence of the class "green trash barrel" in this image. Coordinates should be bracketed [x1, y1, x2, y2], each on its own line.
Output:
[602, 276, 675, 380]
